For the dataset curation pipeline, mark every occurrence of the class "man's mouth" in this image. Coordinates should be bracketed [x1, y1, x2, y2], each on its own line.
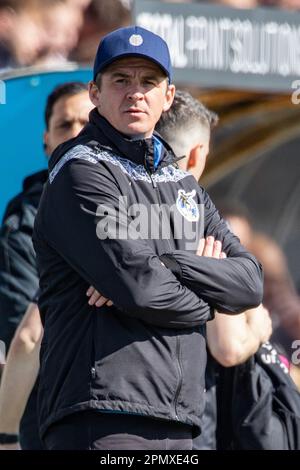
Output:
[125, 109, 145, 114]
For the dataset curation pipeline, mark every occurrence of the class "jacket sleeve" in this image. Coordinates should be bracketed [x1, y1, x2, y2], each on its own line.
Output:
[160, 188, 263, 314]
[0, 216, 39, 348]
[37, 159, 212, 329]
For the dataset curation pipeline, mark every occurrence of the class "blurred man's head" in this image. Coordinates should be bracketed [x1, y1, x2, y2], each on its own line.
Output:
[155, 90, 218, 181]
[0, 0, 48, 67]
[71, 0, 131, 63]
[37, 0, 83, 62]
[44, 82, 94, 156]
[0, 0, 84, 68]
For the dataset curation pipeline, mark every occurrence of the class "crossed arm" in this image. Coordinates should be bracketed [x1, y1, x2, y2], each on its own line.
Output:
[0, 164, 266, 448]
[0, 235, 271, 450]
[87, 235, 271, 367]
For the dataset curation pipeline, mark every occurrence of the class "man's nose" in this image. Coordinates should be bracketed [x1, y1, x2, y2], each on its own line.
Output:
[126, 86, 144, 101]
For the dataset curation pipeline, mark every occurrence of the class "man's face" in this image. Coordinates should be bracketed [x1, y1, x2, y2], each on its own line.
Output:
[89, 57, 175, 139]
[44, 91, 94, 155]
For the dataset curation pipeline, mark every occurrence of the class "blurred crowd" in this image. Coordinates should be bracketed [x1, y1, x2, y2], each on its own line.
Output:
[0, 0, 132, 71]
[1, 0, 299, 73]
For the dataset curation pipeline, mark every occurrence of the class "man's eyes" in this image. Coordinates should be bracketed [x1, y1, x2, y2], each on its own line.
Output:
[115, 78, 127, 84]
[59, 122, 72, 129]
[144, 79, 157, 86]
[113, 78, 157, 86]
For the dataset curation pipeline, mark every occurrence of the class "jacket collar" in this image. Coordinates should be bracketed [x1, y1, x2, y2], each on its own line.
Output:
[89, 109, 149, 167]
[49, 108, 183, 174]
[2, 169, 48, 223]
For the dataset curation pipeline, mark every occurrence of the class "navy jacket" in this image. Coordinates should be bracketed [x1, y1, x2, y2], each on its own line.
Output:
[33, 109, 263, 438]
[0, 170, 47, 348]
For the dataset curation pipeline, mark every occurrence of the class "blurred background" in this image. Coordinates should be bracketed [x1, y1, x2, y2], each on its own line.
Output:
[0, 0, 299, 293]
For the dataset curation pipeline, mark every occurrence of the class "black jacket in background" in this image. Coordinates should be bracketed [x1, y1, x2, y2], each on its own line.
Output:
[0, 170, 47, 348]
[33, 109, 263, 439]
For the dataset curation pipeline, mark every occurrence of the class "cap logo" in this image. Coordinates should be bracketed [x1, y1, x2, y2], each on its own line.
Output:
[129, 34, 143, 47]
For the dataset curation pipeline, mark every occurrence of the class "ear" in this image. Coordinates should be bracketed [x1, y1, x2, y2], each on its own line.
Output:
[88, 80, 101, 107]
[163, 84, 175, 112]
[187, 143, 209, 181]
[187, 145, 200, 170]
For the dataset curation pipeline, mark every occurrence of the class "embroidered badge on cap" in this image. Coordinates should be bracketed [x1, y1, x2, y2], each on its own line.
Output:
[176, 189, 199, 222]
[129, 34, 143, 46]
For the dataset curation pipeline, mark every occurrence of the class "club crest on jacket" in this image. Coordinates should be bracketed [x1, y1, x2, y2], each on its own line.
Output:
[176, 189, 199, 222]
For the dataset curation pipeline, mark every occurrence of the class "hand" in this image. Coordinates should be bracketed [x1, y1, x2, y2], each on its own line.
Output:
[0, 442, 21, 450]
[197, 236, 226, 259]
[86, 286, 113, 307]
[246, 304, 273, 344]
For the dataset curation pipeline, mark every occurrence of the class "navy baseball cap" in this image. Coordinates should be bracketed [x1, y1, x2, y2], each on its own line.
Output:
[93, 26, 172, 82]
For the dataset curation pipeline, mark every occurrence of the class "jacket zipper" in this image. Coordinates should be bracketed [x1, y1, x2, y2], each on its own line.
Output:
[144, 151, 173, 252]
[174, 336, 183, 420]
[151, 173, 173, 252]
[144, 146, 182, 417]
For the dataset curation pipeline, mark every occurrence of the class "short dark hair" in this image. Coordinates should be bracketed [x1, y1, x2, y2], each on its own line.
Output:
[156, 90, 218, 136]
[155, 90, 218, 157]
[45, 82, 88, 129]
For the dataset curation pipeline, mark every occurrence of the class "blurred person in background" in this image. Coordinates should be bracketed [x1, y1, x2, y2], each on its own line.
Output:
[34, 0, 85, 67]
[71, 0, 131, 64]
[0, 82, 93, 449]
[0, 0, 48, 70]
[156, 91, 272, 450]
[218, 202, 300, 386]
[0, 0, 86, 71]
[155, 90, 218, 182]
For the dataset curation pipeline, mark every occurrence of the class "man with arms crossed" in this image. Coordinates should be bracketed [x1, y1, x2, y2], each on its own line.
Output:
[33, 26, 263, 450]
